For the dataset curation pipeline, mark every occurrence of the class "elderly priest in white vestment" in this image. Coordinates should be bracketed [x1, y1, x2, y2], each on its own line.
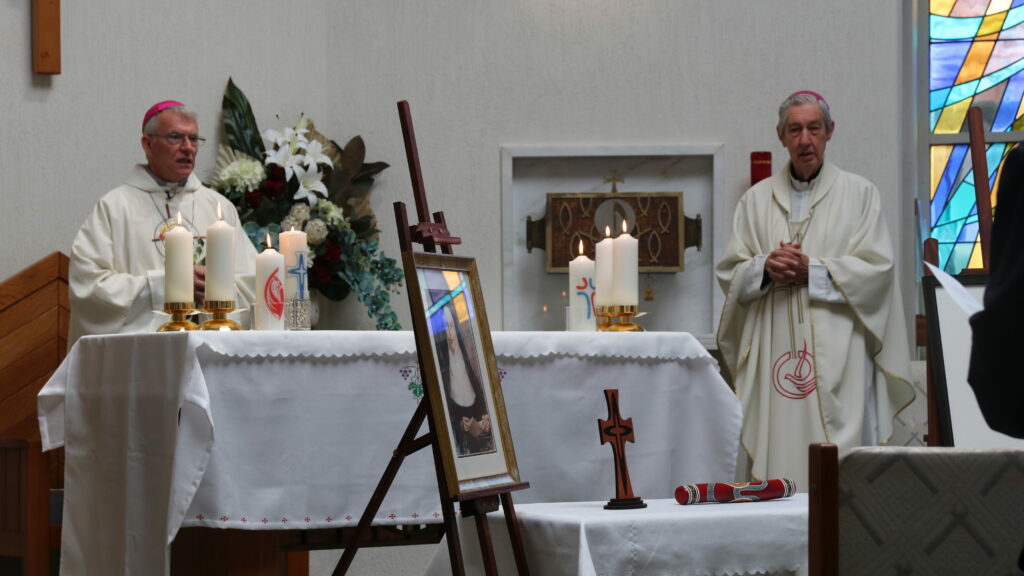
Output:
[716, 91, 915, 488]
[67, 101, 257, 347]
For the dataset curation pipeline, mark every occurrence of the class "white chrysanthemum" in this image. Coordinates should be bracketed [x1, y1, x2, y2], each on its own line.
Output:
[217, 158, 266, 193]
[289, 202, 311, 223]
[305, 218, 329, 245]
[317, 200, 345, 226]
[281, 216, 302, 233]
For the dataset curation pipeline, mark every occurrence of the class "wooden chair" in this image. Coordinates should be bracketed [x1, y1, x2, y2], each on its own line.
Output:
[809, 442, 1024, 575]
[0, 252, 69, 575]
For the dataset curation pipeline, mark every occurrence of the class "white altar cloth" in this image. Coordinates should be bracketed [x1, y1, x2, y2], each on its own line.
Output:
[425, 495, 808, 576]
[38, 330, 741, 576]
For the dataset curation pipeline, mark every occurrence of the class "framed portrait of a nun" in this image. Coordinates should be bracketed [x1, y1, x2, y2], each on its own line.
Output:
[403, 251, 521, 497]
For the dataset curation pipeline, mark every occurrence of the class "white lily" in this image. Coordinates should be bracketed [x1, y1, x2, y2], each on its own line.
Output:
[293, 165, 328, 207]
[283, 127, 310, 155]
[265, 145, 306, 181]
[261, 128, 287, 151]
[299, 139, 333, 168]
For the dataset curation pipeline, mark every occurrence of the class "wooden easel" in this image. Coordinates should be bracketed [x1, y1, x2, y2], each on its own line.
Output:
[332, 101, 530, 576]
[920, 105, 995, 446]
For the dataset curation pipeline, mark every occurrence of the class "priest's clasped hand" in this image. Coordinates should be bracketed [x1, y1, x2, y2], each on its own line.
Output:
[766, 242, 809, 286]
[461, 414, 491, 438]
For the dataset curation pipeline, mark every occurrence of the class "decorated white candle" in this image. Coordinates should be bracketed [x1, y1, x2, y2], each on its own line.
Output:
[205, 203, 235, 303]
[164, 212, 194, 304]
[279, 227, 309, 300]
[254, 234, 285, 330]
[594, 226, 615, 306]
[612, 219, 639, 306]
[568, 239, 596, 331]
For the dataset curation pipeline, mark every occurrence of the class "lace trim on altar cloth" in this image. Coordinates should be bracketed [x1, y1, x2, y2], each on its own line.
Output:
[492, 332, 715, 362]
[191, 331, 418, 359]
[188, 330, 716, 363]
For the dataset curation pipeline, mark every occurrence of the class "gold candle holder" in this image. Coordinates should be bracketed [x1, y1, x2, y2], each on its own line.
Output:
[594, 305, 644, 332]
[199, 300, 243, 331]
[157, 301, 199, 332]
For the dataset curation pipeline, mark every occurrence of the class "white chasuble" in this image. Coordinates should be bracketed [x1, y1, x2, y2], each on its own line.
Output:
[716, 161, 915, 488]
[68, 165, 258, 347]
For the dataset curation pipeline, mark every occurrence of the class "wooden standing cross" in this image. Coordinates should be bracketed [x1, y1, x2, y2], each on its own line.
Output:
[598, 389, 646, 509]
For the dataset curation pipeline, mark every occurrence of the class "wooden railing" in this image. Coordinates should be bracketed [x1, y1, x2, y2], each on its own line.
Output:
[0, 252, 69, 575]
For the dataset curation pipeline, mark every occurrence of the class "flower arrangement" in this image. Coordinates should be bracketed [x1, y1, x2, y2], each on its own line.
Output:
[212, 78, 403, 330]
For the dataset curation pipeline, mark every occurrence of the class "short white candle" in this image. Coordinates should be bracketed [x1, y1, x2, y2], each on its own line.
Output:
[164, 212, 194, 304]
[568, 240, 595, 331]
[205, 203, 235, 303]
[254, 234, 285, 330]
[279, 227, 309, 300]
[594, 226, 615, 306]
[612, 219, 638, 306]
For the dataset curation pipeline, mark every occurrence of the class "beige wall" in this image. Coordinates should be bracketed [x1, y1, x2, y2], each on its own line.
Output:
[1, 1, 911, 330]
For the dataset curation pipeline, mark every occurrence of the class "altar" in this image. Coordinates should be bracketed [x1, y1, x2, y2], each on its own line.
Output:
[38, 330, 741, 575]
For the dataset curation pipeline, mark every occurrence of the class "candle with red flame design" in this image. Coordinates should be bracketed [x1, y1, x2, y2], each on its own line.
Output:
[254, 234, 285, 330]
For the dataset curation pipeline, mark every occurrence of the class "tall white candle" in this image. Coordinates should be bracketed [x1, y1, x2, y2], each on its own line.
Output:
[205, 203, 235, 302]
[612, 219, 638, 306]
[568, 240, 596, 331]
[254, 234, 285, 330]
[594, 226, 615, 306]
[279, 227, 309, 300]
[164, 212, 194, 304]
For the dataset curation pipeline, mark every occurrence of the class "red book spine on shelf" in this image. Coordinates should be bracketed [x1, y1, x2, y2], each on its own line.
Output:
[675, 478, 795, 505]
[751, 151, 772, 186]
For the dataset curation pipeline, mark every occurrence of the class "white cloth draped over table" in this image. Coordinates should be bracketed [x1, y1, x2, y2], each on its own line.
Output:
[38, 331, 741, 576]
[425, 495, 809, 576]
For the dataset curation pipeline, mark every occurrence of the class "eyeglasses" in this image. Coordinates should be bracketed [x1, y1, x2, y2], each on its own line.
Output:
[150, 132, 206, 147]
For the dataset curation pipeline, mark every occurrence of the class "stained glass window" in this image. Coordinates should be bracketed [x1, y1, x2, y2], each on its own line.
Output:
[929, 0, 1024, 272]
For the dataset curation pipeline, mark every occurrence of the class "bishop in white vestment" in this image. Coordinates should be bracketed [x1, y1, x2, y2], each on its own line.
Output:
[716, 92, 915, 488]
[68, 102, 257, 347]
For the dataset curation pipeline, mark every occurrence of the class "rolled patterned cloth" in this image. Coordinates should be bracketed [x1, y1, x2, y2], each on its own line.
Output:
[674, 478, 796, 505]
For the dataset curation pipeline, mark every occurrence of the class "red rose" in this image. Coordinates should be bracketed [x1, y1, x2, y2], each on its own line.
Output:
[311, 261, 332, 284]
[324, 241, 342, 263]
[261, 179, 285, 198]
[244, 189, 263, 207]
[266, 164, 286, 182]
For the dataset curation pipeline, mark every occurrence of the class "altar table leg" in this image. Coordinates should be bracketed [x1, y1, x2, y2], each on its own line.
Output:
[171, 528, 309, 576]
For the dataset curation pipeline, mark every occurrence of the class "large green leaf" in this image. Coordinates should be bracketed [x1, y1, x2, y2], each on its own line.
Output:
[222, 78, 265, 161]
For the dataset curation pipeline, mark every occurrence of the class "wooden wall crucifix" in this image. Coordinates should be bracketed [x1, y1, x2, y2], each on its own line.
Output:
[33, 0, 61, 74]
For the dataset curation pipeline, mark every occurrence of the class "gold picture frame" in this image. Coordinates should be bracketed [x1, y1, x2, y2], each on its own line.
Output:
[403, 251, 521, 498]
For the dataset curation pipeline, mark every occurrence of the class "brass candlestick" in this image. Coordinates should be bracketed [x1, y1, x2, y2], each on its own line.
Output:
[199, 300, 242, 331]
[157, 301, 199, 332]
[594, 305, 644, 332]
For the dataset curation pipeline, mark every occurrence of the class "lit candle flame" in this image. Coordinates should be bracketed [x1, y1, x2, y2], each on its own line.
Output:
[561, 290, 567, 298]
[604, 226, 611, 238]
[542, 305, 549, 313]
[578, 239, 585, 255]
[265, 233, 273, 249]
[216, 202, 223, 221]
[291, 226, 296, 232]
[621, 219, 628, 234]
[176, 211, 183, 227]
